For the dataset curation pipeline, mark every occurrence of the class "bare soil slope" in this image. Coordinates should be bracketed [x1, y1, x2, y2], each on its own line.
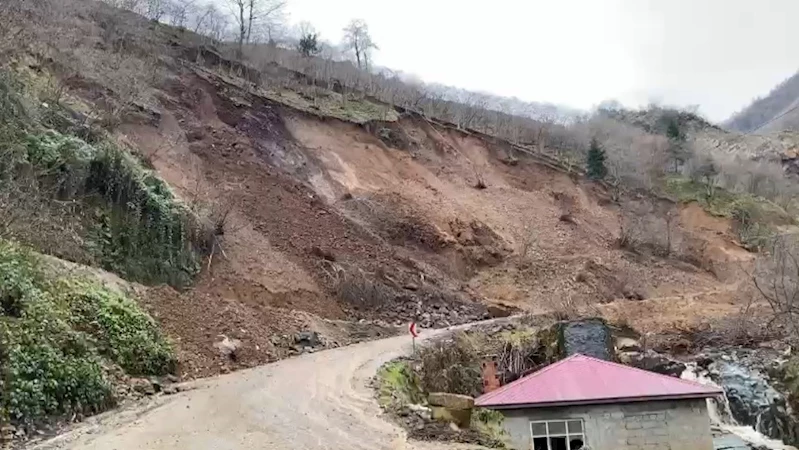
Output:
[34, 10, 755, 376]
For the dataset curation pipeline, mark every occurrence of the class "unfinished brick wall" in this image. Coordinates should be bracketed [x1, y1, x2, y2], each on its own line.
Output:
[501, 399, 714, 450]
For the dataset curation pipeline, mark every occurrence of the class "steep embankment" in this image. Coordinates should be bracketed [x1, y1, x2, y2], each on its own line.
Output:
[101, 56, 745, 362]
[2, 0, 761, 386]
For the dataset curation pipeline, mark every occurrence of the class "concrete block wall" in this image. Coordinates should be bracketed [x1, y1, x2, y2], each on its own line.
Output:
[501, 399, 714, 450]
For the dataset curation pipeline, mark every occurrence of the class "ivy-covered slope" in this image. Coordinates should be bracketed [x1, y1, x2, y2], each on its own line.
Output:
[0, 68, 204, 429]
[0, 69, 210, 287]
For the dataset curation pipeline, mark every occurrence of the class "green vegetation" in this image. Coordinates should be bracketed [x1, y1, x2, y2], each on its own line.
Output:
[586, 138, 607, 180]
[0, 240, 175, 427]
[375, 360, 424, 409]
[0, 70, 207, 287]
[665, 177, 789, 250]
[263, 86, 399, 124]
[374, 329, 539, 448]
[298, 32, 321, 57]
[471, 408, 509, 445]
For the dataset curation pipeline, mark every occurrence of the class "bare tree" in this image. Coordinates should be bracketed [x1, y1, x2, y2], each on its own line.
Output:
[753, 235, 799, 339]
[192, 3, 217, 33]
[147, 0, 168, 21]
[342, 19, 377, 70]
[227, 0, 284, 56]
[168, 0, 195, 28]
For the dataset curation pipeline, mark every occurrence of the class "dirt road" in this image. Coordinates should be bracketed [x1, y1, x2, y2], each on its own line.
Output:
[36, 331, 474, 450]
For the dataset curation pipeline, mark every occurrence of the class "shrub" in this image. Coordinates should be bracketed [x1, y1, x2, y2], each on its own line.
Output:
[376, 360, 424, 409]
[732, 203, 776, 251]
[0, 240, 175, 427]
[416, 332, 483, 397]
[59, 280, 176, 375]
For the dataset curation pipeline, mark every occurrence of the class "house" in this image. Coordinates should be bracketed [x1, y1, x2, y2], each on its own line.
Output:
[475, 354, 722, 450]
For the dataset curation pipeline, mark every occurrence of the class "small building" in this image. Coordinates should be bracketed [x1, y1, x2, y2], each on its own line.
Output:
[475, 354, 722, 450]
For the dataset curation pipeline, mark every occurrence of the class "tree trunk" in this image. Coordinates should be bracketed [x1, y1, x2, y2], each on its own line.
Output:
[237, 3, 245, 58]
[246, 0, 253, 44]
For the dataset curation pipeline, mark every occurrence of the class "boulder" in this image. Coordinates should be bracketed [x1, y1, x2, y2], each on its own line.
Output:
[431, 406, 472, 428]
[131, 377, 156, 396]
[405, 403, 432, 421]
[620, 350, 686, 377]
[428, 393, 474, 428]
[562, 318, 613, 361]
[214, 335, 242, 361]
[1, 424, 15, 442]
[428, 392, 475, 410]
[295, 331, 322, 348]
[615, 336, 642, 352]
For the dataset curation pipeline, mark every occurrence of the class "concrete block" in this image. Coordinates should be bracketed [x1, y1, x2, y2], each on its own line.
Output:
[431, 406, 472, 428]
[427, 392, 474, 410]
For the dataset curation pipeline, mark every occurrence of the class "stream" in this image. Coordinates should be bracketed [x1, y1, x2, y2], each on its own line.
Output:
[682, 362, 797, 450]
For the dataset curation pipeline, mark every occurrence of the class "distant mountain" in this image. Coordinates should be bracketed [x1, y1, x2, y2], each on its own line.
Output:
[725, 70, 799, 133]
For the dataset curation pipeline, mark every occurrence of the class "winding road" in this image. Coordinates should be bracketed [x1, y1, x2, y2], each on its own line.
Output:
[35, 330, 477, 450]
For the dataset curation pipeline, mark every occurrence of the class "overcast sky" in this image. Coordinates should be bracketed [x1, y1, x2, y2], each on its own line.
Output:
[285, 0, 799, 122]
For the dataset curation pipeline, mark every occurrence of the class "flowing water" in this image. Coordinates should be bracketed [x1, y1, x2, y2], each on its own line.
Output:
[682, 363, 797, 450]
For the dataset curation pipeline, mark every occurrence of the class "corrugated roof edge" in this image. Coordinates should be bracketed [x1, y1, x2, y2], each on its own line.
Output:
[475, 353, 723, 408]
[475, 353, 578, 406]
[479, 392, 721, 409]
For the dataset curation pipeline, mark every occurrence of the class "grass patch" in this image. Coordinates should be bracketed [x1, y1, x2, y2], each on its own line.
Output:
[376, 360, 424, 409]
[0, 240, 175, 428]
[264, 86, 399, 124]
[665, 176, 791, 250]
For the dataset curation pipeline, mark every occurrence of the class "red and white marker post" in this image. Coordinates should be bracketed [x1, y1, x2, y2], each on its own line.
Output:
[408, 321, 419, 353]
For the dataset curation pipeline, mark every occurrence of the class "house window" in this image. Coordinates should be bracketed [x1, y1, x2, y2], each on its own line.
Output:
[530, 419, 585, 450]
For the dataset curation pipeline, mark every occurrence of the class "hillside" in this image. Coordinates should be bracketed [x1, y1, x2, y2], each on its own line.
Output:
[1, 0, 793, 439]
[725, 70, 799, 133]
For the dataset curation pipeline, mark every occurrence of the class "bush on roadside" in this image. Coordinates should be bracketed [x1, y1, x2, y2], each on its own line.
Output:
[0, 240, 175, 428]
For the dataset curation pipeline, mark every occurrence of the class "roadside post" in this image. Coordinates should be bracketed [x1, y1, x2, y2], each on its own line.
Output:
[408, 321, 419, 354]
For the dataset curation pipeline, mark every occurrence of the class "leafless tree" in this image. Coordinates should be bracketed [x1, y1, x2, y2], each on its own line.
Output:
[168, 0, 195, 28]
[192, 3, 217, 33]
[227, 0, 285, 56]
[147, 0, 168, 21]
[342, 19, 377, 70]
[753, 235, 799, 339]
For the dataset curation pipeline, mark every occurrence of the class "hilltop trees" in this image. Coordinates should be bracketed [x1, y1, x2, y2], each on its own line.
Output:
[228, 0, 285, 55]
[664, 116, 689, 173]
[586, 138, 608, 180]
[297, 22, 320, 57]
[343, 19, 377, 70]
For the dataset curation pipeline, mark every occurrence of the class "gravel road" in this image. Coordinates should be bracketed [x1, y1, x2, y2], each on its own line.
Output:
[35, 330, 479, 450]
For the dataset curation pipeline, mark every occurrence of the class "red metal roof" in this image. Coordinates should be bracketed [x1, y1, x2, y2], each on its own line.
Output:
[475, 354, 722, 409]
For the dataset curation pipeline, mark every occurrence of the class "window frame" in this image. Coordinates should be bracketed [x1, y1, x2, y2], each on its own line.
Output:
[530, 419, 586, 450]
